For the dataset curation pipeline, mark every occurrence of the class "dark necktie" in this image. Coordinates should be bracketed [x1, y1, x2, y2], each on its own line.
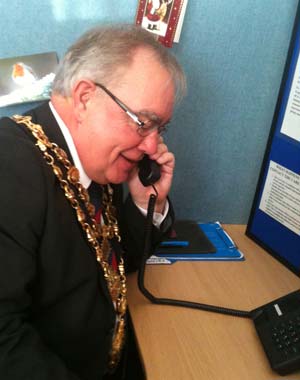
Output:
[88, 182, 117, 269]
[88, 181, 102, 218]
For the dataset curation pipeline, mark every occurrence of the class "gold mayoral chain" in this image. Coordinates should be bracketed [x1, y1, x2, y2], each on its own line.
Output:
[12, 115, 127, 369]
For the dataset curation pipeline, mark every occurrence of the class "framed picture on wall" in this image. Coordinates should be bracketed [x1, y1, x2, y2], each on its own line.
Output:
[0, 52, 58, 108]
[136, 0, 188, 47]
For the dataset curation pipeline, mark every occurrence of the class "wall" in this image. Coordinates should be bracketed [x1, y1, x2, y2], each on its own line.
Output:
[0, 0, 298, 223]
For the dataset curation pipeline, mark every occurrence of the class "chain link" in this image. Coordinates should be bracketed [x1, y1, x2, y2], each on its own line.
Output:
[12, 114, 127, 370]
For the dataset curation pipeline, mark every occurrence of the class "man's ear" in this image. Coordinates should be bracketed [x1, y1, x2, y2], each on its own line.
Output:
[72, 80, 96, 121]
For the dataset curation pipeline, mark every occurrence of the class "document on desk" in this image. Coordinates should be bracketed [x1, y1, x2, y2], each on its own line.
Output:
[147, 221, 244, 264]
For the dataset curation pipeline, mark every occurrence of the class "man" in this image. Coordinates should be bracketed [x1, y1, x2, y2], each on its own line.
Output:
[0, 25, 186, 379]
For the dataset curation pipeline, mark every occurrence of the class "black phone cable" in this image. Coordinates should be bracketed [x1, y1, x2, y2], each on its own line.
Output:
[137, 187, 252, 319]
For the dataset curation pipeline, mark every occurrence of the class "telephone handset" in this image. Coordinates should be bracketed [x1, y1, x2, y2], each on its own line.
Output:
[138, 155, 161, 186]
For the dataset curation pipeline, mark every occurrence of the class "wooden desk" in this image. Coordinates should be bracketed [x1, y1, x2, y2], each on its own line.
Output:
[127, 225, 300, 380]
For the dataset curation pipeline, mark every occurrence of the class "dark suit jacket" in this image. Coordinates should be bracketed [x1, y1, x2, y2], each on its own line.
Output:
[0, 103, 173, 380]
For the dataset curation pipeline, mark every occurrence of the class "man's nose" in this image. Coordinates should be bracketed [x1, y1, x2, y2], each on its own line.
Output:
[137, 130, 159, 155]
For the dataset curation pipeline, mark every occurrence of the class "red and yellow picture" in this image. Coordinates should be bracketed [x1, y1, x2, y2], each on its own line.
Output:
[136, 0, 188, 47]
[142, 0, 174, 37]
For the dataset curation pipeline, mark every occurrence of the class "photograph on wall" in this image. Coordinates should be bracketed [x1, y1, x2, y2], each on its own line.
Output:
[140, 0, 174, 37]
[0, 52, 58, 108]
[136, 0, 188, 47]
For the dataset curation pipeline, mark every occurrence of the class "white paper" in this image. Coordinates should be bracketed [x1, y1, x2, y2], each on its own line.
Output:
[280, 50, 300, 141]
[259, 161, 300, 235]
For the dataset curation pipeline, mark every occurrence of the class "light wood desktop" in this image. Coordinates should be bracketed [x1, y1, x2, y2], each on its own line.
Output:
[127, 224, 300, 380]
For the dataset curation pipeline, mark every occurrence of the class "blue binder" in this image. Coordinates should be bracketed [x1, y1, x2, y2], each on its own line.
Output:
[148, 222, 244, 264]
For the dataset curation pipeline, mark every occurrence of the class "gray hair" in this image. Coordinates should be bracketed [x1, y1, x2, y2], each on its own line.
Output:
[52, 24, 186, 102]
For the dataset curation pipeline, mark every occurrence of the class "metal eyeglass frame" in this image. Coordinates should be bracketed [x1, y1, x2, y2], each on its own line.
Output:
[94, 82, 167, 136]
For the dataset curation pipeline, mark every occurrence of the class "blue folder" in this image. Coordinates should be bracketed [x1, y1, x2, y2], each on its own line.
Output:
[148, 222, 244, 264]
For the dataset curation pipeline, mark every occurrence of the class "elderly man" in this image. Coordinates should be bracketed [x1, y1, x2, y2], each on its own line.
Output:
[0, 25, 185, 379]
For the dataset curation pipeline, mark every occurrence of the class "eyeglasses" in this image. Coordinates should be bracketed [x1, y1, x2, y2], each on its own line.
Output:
[94, 82, 168, 136]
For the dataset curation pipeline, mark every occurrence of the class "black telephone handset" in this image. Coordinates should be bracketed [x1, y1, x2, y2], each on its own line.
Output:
[138, 155, 161, 186]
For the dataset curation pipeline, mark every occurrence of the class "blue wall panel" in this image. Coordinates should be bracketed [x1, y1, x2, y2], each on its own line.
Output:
[0, 0, 298, 223]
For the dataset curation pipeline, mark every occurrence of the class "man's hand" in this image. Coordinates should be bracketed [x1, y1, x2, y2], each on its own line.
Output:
[127, 139, 175, 214]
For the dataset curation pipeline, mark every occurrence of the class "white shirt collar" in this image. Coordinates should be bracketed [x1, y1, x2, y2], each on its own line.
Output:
[49, 101, 91, 189]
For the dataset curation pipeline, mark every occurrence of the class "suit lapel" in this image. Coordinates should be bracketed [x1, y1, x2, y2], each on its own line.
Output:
[25, 103, 115, 303]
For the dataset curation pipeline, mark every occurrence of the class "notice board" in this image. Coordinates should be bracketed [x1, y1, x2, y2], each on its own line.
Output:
[246, 2, 300, 275]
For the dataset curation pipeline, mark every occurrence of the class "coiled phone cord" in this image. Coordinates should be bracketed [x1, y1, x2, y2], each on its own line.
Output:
[137, 189, 252, 319]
